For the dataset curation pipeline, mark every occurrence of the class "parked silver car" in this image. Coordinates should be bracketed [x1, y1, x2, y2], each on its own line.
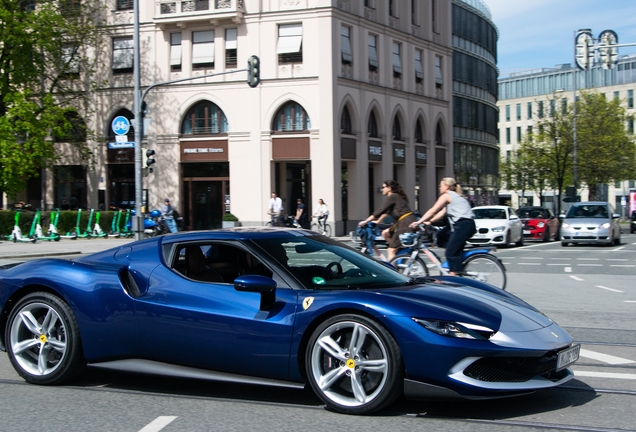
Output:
[560, 202, 621, 246]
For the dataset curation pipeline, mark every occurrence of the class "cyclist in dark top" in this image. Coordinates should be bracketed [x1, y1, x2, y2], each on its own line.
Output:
[358, 180, 416, 261]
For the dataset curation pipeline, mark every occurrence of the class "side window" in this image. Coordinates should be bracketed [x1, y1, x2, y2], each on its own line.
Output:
[172, 243, 272, 283]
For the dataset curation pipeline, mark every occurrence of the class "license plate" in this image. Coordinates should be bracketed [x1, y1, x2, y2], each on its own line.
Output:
[523, 230, 531, 235]
[556, 344, 580, 371]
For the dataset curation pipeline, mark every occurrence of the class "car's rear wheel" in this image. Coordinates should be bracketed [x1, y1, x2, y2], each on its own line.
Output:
[305, 314, 403, 414]
[6, 292, 85, 385]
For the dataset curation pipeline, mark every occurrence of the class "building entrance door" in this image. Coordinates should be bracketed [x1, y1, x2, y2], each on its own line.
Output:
[182, 181, 225, 230]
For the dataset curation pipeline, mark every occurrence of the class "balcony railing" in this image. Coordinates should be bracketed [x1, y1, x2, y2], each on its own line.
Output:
[155, 0, 244, 23]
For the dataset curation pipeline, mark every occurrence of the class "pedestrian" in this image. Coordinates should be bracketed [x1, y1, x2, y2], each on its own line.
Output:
[359, 180, 415, 261]
[268, 192, 284, 226]
[60, 199, 70, 210]
[314, 199, 329, 234]
[161, 198, 178, 233]
[295, 198, 306, 228]
[410, 177, 476, 276]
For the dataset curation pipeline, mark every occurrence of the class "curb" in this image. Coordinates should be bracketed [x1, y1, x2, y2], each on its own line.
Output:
[0, 251, 82, 260]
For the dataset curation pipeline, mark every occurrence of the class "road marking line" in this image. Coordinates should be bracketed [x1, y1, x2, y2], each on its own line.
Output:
[574, 371, 636, 380]
[547, 264, 569, 266]
[523, 257, 544, 260]
[612, 246, 625, 251]
[518, 263, 541, 265]
[625, 301, 636, 303]
[595, 285, 624, 293]
[565, 267, 572, 273]
[569, 275, 583, 281]
[610, 265, 636, 267]
[580, 349, 635, 364]
[552, 258, 572, 260]
[577, 258, 599, 261]
[138, 417, 178, 432]
[606, 259, 628, 261]
[577, 264, 603, 267]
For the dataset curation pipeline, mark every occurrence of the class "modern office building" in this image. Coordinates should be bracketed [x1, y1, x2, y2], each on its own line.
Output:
[451, 0, 499, 207]
[4, 0, 458, 235]
[497, 54, 636, 216]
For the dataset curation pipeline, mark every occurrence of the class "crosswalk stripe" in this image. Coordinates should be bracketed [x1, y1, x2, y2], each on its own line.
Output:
[580, 349, 635, 365]
[138, 417, 178, 432]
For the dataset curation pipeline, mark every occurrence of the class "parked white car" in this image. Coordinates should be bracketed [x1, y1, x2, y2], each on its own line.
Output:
[469, 205, 524, 247]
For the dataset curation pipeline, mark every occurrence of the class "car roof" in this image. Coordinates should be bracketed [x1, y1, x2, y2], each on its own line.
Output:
[159, 227, 317, 244]
[570, 201, 610, 206]
[472, 205, 510, 210]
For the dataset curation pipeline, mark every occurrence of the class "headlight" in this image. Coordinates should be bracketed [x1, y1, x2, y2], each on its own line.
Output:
[600, 222, 610, 229]
[562, 222, 570, 228]
[413, 318, 495, 340]
[491, 226, 505, 232]
[537, 222, 545, 228]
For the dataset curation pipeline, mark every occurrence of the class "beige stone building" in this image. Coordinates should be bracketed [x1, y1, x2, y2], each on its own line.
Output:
[7, 0, 455, 235]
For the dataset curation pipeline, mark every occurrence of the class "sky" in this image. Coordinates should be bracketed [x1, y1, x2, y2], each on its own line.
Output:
[482, 0, 636, 78]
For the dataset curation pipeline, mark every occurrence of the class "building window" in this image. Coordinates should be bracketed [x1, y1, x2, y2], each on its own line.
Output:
[516, 126, 522, 142]
[432, 0, 438, 33]
[62, 43, 80, 77]
[628, 119, 634, 135]
[415, 119, 424, 143]
[181, 101, 228, 135]
[225, 28, 237, 68]
[506, 150, 511, 162]
[277, 23, 303, 64]
[116, 0, 133, 10]
[341, 26, 353, 65]
[392, 42, 402, 78]
[561, 98, 567, 115]
[628, 89, 634, 109]
[112, 36, 133, 74]
[392, 116, 402, 141]
[364, 0, 373, 7]
[505, 127, 510, 144]
[273, 102, 311, 132]
[414, 49, 423, 84]
[411, 0, 419, 25]
[170, 33, 182, 72]
[434, 55, 443, 88]
[614, 91, 620, 100]
[368, 111, 379, 138]
[341, 106, 352, 134]
[527, 125, 533, 136]
[516, 103, 521, 120]
[368, 34, 378, 72]
[505, 105, 510, 121]
[550, 99, 555, 117]
[192, 30, 215, 69]
[527, 102, 532, 119]
[389, 0, 397, 17]
[538, 101, 544, 118]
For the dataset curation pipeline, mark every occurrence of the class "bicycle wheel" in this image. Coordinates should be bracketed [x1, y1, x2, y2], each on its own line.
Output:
[310, 222, 320, 233]
[389, 255, 429, 277]
[462, 254, 506, 290]
[323, 224, 332, 237]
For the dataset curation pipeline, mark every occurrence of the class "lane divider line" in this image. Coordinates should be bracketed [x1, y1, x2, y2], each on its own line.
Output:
[595, 285, 624, 293]
[569, 275, 583, 281]
[138, 417, 178, 432]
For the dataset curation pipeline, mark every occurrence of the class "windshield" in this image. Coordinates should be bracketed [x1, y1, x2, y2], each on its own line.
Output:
[251, 235, 410, 290]
[473, 208, 507, 219]
[517, 207, 547, 219]
[566, 204, 609, 218]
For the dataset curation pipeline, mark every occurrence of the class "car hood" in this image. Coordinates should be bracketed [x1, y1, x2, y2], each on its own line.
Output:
[380, 282, 553, 332]
[474, 219, 513, 227]
[563, 217, 609, 226]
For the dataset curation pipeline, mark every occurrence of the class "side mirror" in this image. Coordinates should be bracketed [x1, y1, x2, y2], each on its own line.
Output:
[234, 275, 277, 310]
[509, 215, 519, 221]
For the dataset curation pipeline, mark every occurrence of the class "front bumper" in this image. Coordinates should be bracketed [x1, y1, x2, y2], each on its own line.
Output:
[561, 227, 612, 243]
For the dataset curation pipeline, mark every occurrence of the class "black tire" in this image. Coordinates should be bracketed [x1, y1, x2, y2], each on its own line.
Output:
[6, 292, 86, 385]
[305, 314, 403, 414]
[504, 231, 511, 248]
[515, 232, 524, 247]
[462, 254, 506, 290]
[561, 241, 569, 247]
[389, 255, 429, 277]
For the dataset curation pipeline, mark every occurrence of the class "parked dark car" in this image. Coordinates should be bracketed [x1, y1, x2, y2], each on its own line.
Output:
[517, 206, 560, 242]
[631, 210, 636, 234]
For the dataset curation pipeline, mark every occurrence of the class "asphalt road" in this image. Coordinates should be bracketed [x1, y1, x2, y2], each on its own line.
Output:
[0, 234, 635, 431]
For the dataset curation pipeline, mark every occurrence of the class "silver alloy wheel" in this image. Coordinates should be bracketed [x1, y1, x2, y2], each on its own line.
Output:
[9, 302, 68, 377]
[309, 320, 389, 408]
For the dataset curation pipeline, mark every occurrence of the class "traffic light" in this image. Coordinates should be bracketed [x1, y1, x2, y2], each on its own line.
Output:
[146, 149, 156, 172]
[247, 55, 260, 88]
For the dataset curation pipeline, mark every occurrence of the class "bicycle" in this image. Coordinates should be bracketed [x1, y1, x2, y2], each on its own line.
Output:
[310, 215, 332, 237]
[389, 225, 507, 290]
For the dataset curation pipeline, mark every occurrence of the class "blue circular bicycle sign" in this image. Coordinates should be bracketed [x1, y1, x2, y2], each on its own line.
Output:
[111, 116, 130, 136]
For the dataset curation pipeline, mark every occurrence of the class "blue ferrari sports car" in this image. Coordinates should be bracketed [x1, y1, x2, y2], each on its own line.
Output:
[0, 228, 579, 414]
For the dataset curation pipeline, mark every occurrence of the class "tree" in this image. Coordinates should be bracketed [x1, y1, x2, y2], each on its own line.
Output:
[576, 92, 636, 200]
[499, 145, 536, 206]
[0, 0, 105, 199]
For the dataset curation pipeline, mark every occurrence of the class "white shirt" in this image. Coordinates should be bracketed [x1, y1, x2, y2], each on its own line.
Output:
[269, 197, 283, 213]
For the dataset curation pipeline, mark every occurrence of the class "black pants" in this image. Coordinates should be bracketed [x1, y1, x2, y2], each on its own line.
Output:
[446, 219, 476, 273]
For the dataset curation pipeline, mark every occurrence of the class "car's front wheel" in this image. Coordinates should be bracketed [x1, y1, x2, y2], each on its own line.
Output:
[6, 292, 85, 385]
[305, 314, 403, 414]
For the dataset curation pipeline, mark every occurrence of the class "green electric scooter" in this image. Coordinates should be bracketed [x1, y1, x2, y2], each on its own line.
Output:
[33, 210, 61, 241]
[108, 210, 122, 238]
[75, 208, 94, 238]
[5, 212, 36, 243]
[90, 211, 107, 238]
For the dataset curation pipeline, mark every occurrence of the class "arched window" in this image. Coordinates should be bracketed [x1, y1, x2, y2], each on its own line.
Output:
[392, 115, 402, 141]
[435, 122, 444, 146]
[367, 111, 378, 138]
[341, 106, 352, 134]
[181, 101, 228, 135]
[414, 118, 424, 143]
[273, 101, 311, 131]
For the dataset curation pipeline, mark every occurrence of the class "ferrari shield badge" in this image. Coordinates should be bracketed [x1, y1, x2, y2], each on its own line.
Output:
[302, 296, 315, 311]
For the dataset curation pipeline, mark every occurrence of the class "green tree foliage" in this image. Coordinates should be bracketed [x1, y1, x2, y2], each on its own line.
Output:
[0, 0, 104, 198]
[499, 146, 536, 205]
[576, 92, 636, 200]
